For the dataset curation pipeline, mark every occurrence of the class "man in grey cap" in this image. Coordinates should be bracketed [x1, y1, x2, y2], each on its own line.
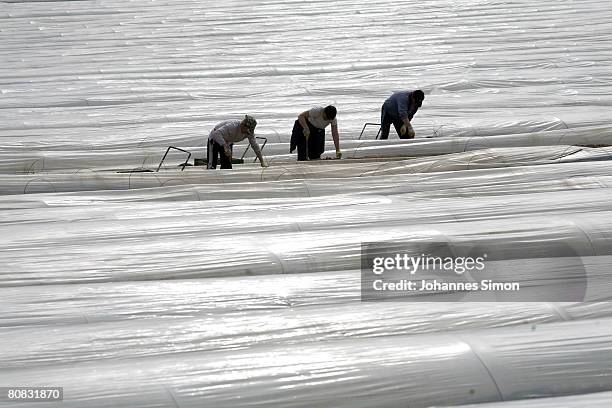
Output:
[206, 115, 267, 169]
[380, 90, 425, 139]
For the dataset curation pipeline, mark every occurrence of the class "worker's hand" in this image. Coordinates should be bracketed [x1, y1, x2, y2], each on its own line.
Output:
[336, 150, 342, 159]
[401, 123, 415, 138]
[406, 123, 416, 138]
[303, 127, 310, 139]
[223, 145, 232, 158]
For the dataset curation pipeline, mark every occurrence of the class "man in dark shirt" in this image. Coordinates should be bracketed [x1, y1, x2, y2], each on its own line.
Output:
[380, 90, 425, 139]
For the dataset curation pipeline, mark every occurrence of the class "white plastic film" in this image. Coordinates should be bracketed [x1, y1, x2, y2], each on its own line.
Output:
[1, 0, 612, 407]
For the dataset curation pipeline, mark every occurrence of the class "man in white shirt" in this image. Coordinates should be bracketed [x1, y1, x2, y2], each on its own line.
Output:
[207, 115, 267, 169]
[290, 105, 342, 161]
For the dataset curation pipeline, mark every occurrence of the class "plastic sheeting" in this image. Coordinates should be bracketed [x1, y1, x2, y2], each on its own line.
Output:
[1, 125, 611, 174]
[2, 0, 612, 407]
[0, 146, 610, 195]
[444, 391, 612, 408]
[3, 186, 612, 286]
[3, 319, 612, 407]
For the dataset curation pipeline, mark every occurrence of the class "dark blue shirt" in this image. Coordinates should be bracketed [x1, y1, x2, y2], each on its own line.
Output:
[384, 91, 420, 121]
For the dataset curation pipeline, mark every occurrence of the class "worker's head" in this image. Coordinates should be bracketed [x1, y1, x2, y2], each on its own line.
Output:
[241, 115, 257, 134]
[412, 90, 425, 108]
[323, 105, 337, 121]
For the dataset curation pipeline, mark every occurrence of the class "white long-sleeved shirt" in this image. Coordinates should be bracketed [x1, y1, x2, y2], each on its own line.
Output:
[208, 120, 262, 157]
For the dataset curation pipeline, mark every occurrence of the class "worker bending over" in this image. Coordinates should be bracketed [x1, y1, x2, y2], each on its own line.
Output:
[207, 115, 267, 169]
[290, 105, 342, 161]
[380, 90, 425, 139]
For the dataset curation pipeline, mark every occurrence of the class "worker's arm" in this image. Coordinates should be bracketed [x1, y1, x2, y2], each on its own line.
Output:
[297, 110, 311, 137]
[403, 117, 412, 128]
[331, 122, 342, 158]
[393, 92, 414, 132]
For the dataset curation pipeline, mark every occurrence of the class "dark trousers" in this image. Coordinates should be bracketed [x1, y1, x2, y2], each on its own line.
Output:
[290, 120, 325, 161]
[207, 139, 233, 169]
[380, 102, 411, 140]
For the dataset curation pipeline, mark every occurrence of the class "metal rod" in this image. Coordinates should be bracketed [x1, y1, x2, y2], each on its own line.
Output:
[156, 146, 192, 172]
[359, 123, 381, 140]
[255, 137, 267, 163]
[240, 137, 268, 162]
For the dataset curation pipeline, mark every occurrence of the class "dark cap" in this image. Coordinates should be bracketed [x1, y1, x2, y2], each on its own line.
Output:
[413, 90, 425, 107]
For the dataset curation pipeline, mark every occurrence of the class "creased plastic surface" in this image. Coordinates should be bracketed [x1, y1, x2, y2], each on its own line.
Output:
[1, 0, 612, 407]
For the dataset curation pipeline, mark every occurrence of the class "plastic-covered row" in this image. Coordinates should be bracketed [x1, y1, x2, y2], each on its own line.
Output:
[3, 319, 612, 407]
